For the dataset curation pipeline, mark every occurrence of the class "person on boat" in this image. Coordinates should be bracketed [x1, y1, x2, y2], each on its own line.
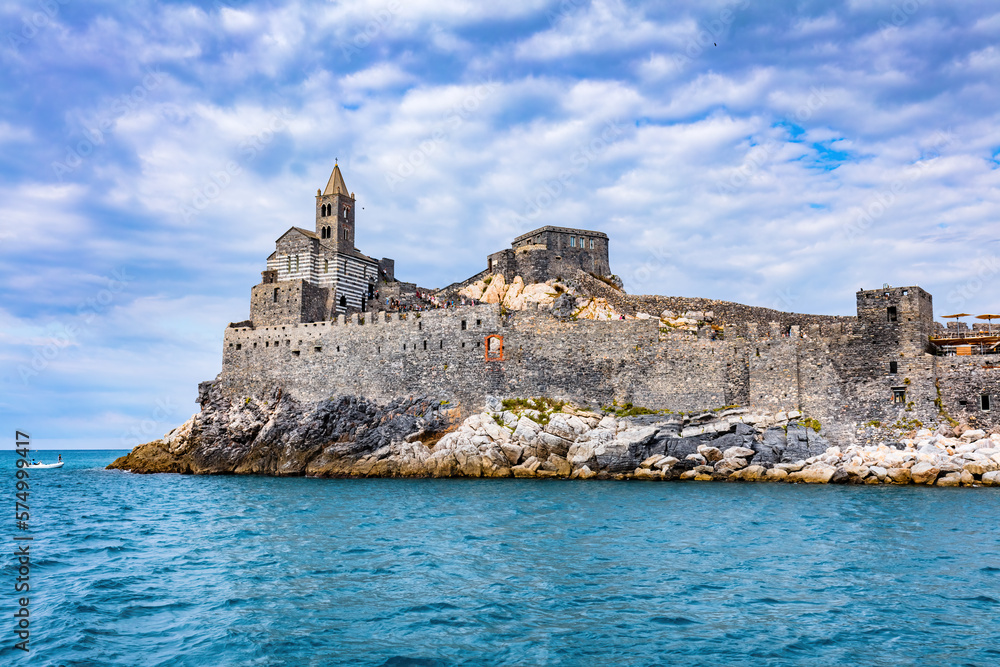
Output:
[30, 459, 37, 465]
[58, 454, 62, 462]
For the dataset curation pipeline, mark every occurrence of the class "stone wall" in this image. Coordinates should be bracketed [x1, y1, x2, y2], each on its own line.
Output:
[220, 299, 1000, 443]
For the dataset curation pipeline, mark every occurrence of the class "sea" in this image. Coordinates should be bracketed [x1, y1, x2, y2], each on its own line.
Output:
[4, 449, 1000, 666]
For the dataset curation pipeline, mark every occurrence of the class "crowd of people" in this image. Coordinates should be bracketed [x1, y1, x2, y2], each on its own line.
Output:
[383, 291, 480, 313]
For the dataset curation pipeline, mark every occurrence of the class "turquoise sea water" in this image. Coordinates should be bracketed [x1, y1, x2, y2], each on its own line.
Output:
[4, 449, 1000, 666]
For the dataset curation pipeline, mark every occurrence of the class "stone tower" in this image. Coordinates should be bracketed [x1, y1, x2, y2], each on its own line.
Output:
[315, 163, 356, 250]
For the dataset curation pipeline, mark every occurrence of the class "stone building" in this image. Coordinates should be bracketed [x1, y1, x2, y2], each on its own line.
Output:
[224, 172, 998, 442]
[487, 225, 611, 284]
[249, 164, 392, 325]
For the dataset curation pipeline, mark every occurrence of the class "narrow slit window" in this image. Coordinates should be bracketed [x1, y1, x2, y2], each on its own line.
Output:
[461, 320, 467, 330]
[273, 288, 279, 303]
[889, 361, 898, 374]
[983, 394, 992, 411]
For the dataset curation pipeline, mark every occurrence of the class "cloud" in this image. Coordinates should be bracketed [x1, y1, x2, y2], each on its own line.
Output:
[3, 0, 1000, 447]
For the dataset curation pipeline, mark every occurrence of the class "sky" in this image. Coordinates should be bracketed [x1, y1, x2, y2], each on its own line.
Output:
[1, 0, 998, 449]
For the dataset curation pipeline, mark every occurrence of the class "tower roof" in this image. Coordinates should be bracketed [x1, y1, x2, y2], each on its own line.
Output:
[322, 163, 350, 197]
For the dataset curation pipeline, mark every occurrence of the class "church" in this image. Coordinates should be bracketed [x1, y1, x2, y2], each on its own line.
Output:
[250, 164, 394, 326]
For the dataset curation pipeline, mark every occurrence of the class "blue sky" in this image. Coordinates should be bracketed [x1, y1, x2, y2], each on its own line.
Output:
[2, 0, 999, 449]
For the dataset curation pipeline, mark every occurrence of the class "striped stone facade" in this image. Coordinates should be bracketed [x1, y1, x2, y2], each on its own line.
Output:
[250, 165, 386, 325]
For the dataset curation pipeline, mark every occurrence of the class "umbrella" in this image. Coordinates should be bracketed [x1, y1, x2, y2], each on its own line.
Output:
[976, 313, 1000, 334]
[941, 313, 972, 333]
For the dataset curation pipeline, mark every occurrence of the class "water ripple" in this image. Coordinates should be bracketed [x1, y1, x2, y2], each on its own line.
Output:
[7, 451, 1000, 666]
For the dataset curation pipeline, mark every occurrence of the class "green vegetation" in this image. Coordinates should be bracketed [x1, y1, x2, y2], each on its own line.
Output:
[483, 276, 493, 286]
[601, 399, 673, 418]
[801, 417, 822, 433]
[864, 420, 882, 428]
[934, 379, 959, 427]
[500, 397, 569, 425]
[892, 417, 924, 431]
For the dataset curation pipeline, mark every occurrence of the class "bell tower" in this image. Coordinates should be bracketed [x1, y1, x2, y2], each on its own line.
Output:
[315, 162, 356, 250]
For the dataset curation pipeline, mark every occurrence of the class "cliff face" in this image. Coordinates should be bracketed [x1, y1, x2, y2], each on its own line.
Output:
[108, 382, 1000, 486]
[108, 383, 461, 476]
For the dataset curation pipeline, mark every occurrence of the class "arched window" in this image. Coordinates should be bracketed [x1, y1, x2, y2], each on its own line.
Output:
[286, 256, 291, 272]
[324, 259, 329, 273]
[294, 255, 299, 272]
[339, 295, 347, 308]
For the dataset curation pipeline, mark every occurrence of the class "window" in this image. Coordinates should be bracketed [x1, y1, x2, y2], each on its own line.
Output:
[889, 361, 898, 374]
[273, 288, 279, 303]
[287, 256, 291, 272]
[461, 320, 467, 330]
[984, 394, 992, 411]
[590, 238, 594, 249]
[235, 343, 242, 350]
[570, 236, 576, 247]
[476, 319, 481, 326]
[423, 340, 427, 350]
[902, 290, 908, 296]
[324, 259, 329, 273]
[314, 346, 322, 353]
[294, 256, 299, 272]
[887, 306, 898, 322]
[340, 295, 347, 308]
[892, 387, 906, 404]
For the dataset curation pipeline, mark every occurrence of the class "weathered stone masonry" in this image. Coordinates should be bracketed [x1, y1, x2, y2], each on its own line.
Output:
[218, 164, 998, 444]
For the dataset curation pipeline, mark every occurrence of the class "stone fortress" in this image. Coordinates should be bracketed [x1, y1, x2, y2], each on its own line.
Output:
[218, 164, 999, 445]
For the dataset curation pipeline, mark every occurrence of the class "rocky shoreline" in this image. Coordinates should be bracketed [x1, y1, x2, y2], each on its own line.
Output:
[108, 385, 1000, 487]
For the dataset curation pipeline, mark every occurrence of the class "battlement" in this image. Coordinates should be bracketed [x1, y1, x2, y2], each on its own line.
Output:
[219, 165, 996, 438]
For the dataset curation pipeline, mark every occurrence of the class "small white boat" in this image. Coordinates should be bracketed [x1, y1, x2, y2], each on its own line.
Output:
[26, 462, 64, 469]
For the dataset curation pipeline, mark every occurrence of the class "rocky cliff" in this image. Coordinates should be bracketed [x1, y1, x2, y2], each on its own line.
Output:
[108, 383, 1000, 486]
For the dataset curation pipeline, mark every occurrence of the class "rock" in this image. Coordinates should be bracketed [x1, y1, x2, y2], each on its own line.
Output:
[680, 470, 698, 480]
[764, 468, 788, 480]
[547, 454, 572, 476]
[537, 431, 574, 457]
[774, 461, 805, 472]
[640, 454, 665, 469]
[693, 473, 714, 481]
[697, 446, 724, 462]
[982, 471, 1000, 486]
[960, 470, 976, 486]
[754, 427, 787, 465]
[634, 467, 663, 481]
[963, 461, 988, 476]
[936, 473, 961, 487]
[886, 468, 912, 484]
[665, 436, 711, 460]
[685, 453, 707, 465]
[961, 429, 987, 441]
[732, 464, 766, 481]
[869, 466, 888, 481]
[723, 446, 756, 460]
[571, 465, 597, 480]
[910, 462, 940, 485]
[714, 458, 748, 474]
[787, 464, 836, 484]
[655, 456, 679, 469]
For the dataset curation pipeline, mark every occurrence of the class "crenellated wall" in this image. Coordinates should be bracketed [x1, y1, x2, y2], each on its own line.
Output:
[218, 299, 999, 443]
